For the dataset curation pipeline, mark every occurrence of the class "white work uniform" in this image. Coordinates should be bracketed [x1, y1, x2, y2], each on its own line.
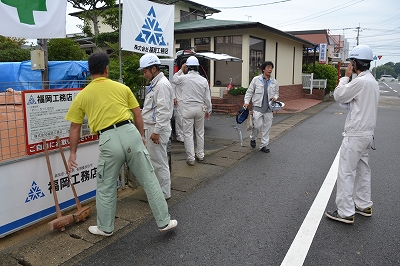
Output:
[244, 74, 279, 149]
[142, 72, 174, 198]
[172, 69, 212, 161]
[172, 83, 185, 142]
[333, 70, 379, 217]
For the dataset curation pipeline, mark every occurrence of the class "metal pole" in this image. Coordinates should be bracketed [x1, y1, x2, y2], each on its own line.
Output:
[118, 0, 123, 83]
[41, 39, 49, 89]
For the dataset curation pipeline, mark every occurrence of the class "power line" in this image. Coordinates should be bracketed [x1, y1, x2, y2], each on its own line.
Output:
[213, 0, 291, 9]
[272, 0, 364, 27]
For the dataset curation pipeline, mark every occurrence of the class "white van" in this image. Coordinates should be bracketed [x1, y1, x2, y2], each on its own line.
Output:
[380, 75, 396, 82]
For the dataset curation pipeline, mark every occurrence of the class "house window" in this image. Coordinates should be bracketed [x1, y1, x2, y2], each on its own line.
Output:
[194, 37, 210, 52]
[214, 36, 242, 87]
[175, 39, 191, 52]
[180, 9, 205, 22]
[249, 36, 265, 80]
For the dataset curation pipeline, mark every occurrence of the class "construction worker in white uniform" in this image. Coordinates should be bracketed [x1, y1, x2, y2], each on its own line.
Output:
[243, 61, 279, 153]
[171, 56, 212, 166]
[326, 44, 379, 224]
[172, 59, 188, 143]
[139, 53, 174, 200]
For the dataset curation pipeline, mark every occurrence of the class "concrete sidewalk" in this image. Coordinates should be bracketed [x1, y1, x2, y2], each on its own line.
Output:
[0, 98, 332, 266]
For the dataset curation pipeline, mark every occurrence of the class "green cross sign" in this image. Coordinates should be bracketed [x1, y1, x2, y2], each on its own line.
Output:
[1, 0, 47, 25]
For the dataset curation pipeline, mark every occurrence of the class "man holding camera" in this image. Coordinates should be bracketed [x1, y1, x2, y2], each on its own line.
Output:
[326, 45, 379, 224]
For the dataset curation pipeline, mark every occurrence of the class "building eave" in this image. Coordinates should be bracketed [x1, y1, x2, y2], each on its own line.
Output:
[175, 19, 316, 48]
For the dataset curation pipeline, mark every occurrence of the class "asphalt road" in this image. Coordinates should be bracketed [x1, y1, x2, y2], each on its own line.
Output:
[72, 83, 400, 266]
[379, 79, 400, 98]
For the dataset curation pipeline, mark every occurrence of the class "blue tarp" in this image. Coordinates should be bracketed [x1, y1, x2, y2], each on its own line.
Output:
[0, 61, 90, 92]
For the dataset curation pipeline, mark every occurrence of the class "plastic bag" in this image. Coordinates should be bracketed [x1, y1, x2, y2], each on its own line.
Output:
[246, 114, 253, 131]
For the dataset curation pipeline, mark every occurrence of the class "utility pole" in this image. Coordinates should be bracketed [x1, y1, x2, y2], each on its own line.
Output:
[356, 24, 361, 45]
[118, 0, 123, 84]
[38, 39, 49, 89]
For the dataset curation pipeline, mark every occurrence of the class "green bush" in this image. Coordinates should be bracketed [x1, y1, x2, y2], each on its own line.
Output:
[303, 62, 338, 91]
[48, 38, 87, 61]
[0, 48, 30, 62]
[0, 36, 31, 62]
[108, 52, 147, 106]
[227, 87, 247, 95]
[95, 32, 119, 47]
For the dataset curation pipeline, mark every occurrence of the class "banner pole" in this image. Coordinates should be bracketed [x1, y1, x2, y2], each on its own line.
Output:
[118, 0, 123, 83]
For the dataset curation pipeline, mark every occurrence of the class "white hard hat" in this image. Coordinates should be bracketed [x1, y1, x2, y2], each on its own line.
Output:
[186, 56, 199, 66]
[269, 100, 285, 112]
[347, 45, 373, 61]
[138, 53, 161, 70]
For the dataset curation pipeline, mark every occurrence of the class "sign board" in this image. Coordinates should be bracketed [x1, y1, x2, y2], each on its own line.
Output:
[0, 144, 98, 238]
[318, 43, 327, 64]
[22, 89, 97, 155]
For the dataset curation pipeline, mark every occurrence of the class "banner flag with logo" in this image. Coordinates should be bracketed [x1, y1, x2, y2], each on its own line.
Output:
[121, 0, 174, 57]
[0, 0, 67, 39]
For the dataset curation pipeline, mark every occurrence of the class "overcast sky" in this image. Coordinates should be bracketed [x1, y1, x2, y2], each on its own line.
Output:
[66, 0, 400, 67]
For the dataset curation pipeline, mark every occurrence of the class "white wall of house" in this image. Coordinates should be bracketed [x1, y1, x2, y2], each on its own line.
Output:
[176, 28, 306, 97]
[86, 16, 114, 33]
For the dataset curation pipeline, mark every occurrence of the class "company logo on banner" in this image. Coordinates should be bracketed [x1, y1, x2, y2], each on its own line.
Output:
[319, 43, 327, 64]
[0, 0, 66, 38]
[121, 0, 174, 57]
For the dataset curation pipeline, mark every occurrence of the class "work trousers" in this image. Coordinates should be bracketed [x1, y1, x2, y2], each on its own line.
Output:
[182, 104, 205, 161]
[336, 136, 373, 218]
[97, 123, 170, 232]
[250, 111, 273, 149]
[144, 123, 172, 199]
[174, 105, 184, 141]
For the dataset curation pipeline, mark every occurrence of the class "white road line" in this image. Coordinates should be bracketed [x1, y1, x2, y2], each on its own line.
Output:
[281, 149, 340, 266]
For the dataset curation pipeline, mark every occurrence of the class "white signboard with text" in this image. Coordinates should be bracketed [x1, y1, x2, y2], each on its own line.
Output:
[0, 88, 100, 238]
[318, 43, 327, 64]
[22, 89, 97, 155]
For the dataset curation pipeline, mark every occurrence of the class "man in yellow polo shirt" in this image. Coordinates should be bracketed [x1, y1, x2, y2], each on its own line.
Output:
[65, 52, 177, 236]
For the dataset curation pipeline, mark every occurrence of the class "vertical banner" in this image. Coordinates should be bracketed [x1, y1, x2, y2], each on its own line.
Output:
[121, 0, 174, 57]
[318, 43, 327, 64]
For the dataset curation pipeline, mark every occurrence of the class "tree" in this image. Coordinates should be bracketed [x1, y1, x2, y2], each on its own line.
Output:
[103, 42, 146, 105]
[372, 63, 397, 79]
[48, 38, 88, 61]
[102, 7, 119, 31]
[0, 36, 31, 62]
[393, 62, 400, 77]
[95, 31, 119, 48]
[0, 36, 27, 48]
[303, 62, 338, 91]
[67, 0, 115, 36]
